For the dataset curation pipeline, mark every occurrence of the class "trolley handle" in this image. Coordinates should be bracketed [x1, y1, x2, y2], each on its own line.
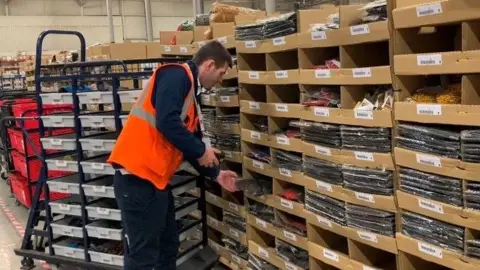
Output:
[60, 59, 129, 75]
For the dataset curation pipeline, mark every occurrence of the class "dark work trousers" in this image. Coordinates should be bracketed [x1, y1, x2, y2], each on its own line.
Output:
[114, 171, 179, 270]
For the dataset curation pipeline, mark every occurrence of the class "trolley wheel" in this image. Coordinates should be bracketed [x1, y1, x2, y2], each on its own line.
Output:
[20, 257, 34, 269]
[1, 171, 8, 181]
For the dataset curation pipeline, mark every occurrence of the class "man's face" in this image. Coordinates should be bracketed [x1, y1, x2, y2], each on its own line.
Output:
[199, 60, 228, 89]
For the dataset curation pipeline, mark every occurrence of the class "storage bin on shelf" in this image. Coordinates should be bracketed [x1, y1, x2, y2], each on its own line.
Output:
[9, 172, 70, 207]
[10, 149, 72, 181]
[7, 127, 74, 156]
[12, 103, 73, 129]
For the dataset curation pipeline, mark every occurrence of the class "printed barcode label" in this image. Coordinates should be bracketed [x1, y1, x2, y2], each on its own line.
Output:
[285, 262, 298, 270]
[416, 3, 442, 17]
[283, 231, 297, 241]
[275, 70, 288, 79]
[52, 98, 63, 104]
[323, 248, 340, 262]
[350, 24, 370, 35]
[354, 151, 374, 162]
[229, 202, 239, 211]
[164, 46, 171, 52]
[417, 104, 442, 116]
[315, 145, 332, 156]
[281, 198, 294, 209]
[250, 131, 261, 140]
[276, 136, 290, 145]
[417, 54, 442, 66]
[317, 215, 333, 228]
[354, 110, 374, 120]
[416, 154, 441, 167]
[92, 186, 106, 193]
[353, 68, 372, 78]
[231, 255, 241, 264]
[316, 180, 333, 192]
[273, 37, 286, 46]
[59, 204, 71, 211]
[275, 104, 288, 112]
[358, 231, 378, 243]
[180, 47, 188, 53]
[208, 218, 218, 227]
[311, 31, 327, 41]
[229, 228, 239, 238]
[207, 192, 217, 201]
[249, 101, 260, 110]
[258, 247, 269, 258]
[55, 160, 68, 167]
[248, 71, 260, 80]
[202, 95, 210, 102]
[355, 192, 375, 203]
[218, 36, 227, 44]
[91, 163, 105, 170]
[50, 139, 63, 145]
[256, 218, 267, 228]
[418, 242, 443, 259]
[419, 198, 444, 214]
[279, 168, 292, 177]
[220, 96, 231, 102]
[224, 151, 233, 158]
[245, 41, 256, 48]
[315, 69, 331, 79]
[314, 107, 330, 117]
[252, 160, 264, 170]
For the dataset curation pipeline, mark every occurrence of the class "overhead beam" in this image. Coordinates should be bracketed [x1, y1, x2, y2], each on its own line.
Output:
[106, 0, 115, 42]
[144, 0, 153, 41]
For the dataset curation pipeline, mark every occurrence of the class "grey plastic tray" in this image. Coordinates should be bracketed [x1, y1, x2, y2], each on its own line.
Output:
[77, 91, 114, 104]
[179, 223, 201, 242]
[49, 201, 82, 216]
[82, 177, 114, 198]
[89, 251, 123, 266]
[80, 156, 115, 175]
[175, 197, 198, 220]
[40, 93, 73, 105]
[52, 239, 85, 260]
[85, 220, 122, 241]
[40, 133, 77, 151]
[45, 157, 78, 172]
[41, 113, 75, 128]
[79, 112, 116, 129]
[79, 133, 117, 152]
[86, 200, 121, 221]
[47, 174, 80, 194]
[118, 90, 141, 104]
[51, 217, 83, 238]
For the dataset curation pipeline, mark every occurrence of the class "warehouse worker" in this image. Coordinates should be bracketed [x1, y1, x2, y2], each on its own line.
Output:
[108, 41, 238, 270]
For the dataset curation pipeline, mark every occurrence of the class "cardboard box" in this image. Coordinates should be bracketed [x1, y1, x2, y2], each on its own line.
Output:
[346, 227, 398, 254]
[216, 35, 236, 49]
[394, 102, 480, 126]
[264, 69, 300, 85]
[297, 6, 339, 33]
[161, 44, 198, 56]
[300, 66, 392, 85]
[200, 94, 239, 107]
[159, 31, 193, 45]
[308, 242, 351, 270]
[223, 65, 238, 80]
[269, 166, 303, 185]
[343, 189, 397, 213]
[297, 30, 342, 48]
[243, 156, 272, 177]
[300, 107, 394, 128]
[248, 241, 307, 270]
[212, 23, 235, 39]
[393, 0, 480, 29]
[145, 42, 163, 58]
[267, 103, 302, 118]
[271, 196, 307, 219]
[303, 175, 346, 201]
[235, 12, 267, 25]
[235, 40, 266, 53]
[205, 191, 226, 210]
[223, 150, 242, 163]
[108, 43, 146, 60]
[238, 70, 269, 84]
[215, 123, 240, 135]
[193, 26, 209, 42]
[305, 210, 348, 238]
[268, 134, 303, 154]
[394, 51, 480, 75]
[263, 34, 298, 53]
[239, 100, 269, 116]
[241, 129, 270, 147]
[336, 20, 390, 46]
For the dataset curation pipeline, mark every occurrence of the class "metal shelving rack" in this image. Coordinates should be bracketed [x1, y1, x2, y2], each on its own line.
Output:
[13, 30, 217, 270]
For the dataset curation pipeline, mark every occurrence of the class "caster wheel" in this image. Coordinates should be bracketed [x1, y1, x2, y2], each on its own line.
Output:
[21, 257, 34, 269]
[1, 172, 7, 181]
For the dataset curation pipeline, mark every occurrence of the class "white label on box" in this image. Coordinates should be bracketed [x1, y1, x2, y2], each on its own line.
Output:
[96, 207, 110, 215]
[180, 47, 188, 53]
[248, 71, 260, 80]
[91, 163, 105, 170]
[355, 192, 375, 203]
[315, 69, 331, 79]
[228, 202, 239, 212]
[229, 228, 239, 238]
[314, 107, 330, 117]
[311, 31, 327, 41]
[316, 180, 333, 192]
[283, 231, 297, 241]
[285, 262, 298, 270]
[416, 3, 443, 17]
[202, 95, 210, 102]
[317, 215, 333, 228]
[50, 139, 63, 146]
[220, 96, 231, 103]
[164, 46, 172, 52]
[315, 145, 332, 156]
[55, 160, 68, 167]
[350, 24, 370, 35]
[275, 70, 288, 79]
[358, 231, 378, 243]
[279, 168, 292, 177]
[353, 68, 372, 78]
[354, 110, 374, 120]
[281, 198, 294, 209]
[250, 131, 261, 140]
[231, 255, 241, 264]
[259, 247, 269, 258]
[276, 136, 290, 145]
[51, 98, 63, 105]
[417, 104, 442, 116]
[416, 154, 441, 167]
[245, 41, 256, 48]
[418, 242, 443, 259]
[249, 101, 260, 110]
[92, 186, 106, 193]
[419, 198, 444, 214]
[354, 151, 374, 162]
[256, 218, 267, 228]
[323, 248, 340, 262]
[224, 151, 233, 158]
[252, 160, 264, 170]
[218, 36, 227, 44]
[275, 104, 288, 112]
[273, 37, 286, 46]
[59, 204, 71, 211]
[417, 54, 442, 66]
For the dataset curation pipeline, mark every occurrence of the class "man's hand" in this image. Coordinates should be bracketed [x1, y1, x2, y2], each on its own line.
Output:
[217, 170, 238, 192]
[198, 147, 220, 168]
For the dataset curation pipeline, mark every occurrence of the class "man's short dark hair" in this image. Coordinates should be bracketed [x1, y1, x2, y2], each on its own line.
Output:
[192, 40, 233, 69]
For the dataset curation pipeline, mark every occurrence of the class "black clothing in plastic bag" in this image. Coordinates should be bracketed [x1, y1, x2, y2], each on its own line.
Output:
[247, 199, 275, 223]
[248, 253, 278, 270]
[305, 190, 346, 226]
[342, 165, 393, 196]
[275, 239, 309, 269]
[273, 150, 302, 171]
[346, 205, 395, 237]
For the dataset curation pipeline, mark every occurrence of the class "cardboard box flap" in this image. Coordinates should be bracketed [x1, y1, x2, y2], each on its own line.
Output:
[297, 29, 343, 48]
[300, 66, 392, 85]
[238, 70, 269, 84]
[347, 227, 398, 254]
[394, 102, 480, 126]
[308, 242, 352, 270]
[337, 20, 390, 46]
[343, 189, 397, 213]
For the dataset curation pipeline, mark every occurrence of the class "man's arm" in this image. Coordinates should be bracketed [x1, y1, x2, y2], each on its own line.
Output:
[154, 67, 205, 160]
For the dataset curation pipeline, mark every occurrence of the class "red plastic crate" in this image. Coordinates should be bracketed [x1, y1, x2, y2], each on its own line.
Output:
[10, 150, 71, 181]
[12, 103, 73, 129]
[10, 172, 70, 208]
[7, 128, 74, 156]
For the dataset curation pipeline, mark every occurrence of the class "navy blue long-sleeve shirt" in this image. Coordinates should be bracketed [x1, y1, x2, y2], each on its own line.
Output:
[152, 61, 220, 179]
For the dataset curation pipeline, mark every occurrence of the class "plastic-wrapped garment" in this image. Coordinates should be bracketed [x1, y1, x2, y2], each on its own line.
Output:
[274, 212, 307, 237]
[305, 190, 346, 226]
[237, 177, 272, 197]
[247, 199, 275, 223]
[253, 117, 269, 133]
[213, 134, 241, 152]
[275, 239, 309, 269]
[467, 240, 480, 259]
[461, 130, 480, 163]
[235, 13, 297, 41]
[465, 181, 480, 211]
[303, 156, 343, 186]
[280, 187, 305, 204]
[399, 168, 463, 206]
[246, 147, 271, 164]
[342, 165, 393, 196]
[340, 126, 391, 153]
[359, 0, 387, 24]
[224, 211, 246, 233]
[396, 136, 460, 158]
[273, 150, 302, 171]
[299, 121, 342, 148]
[222, 236, 248, 259]
[202, 108, 216, 132]
[346, 205, 395, 237]
[216, 114, 240, 124]
[402, 212, 464, 253]
[302, 87, 340, 107]
[248, 253, 279, 270]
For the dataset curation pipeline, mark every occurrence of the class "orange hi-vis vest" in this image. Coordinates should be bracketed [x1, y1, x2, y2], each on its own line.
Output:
[108, 63, 199, 190]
